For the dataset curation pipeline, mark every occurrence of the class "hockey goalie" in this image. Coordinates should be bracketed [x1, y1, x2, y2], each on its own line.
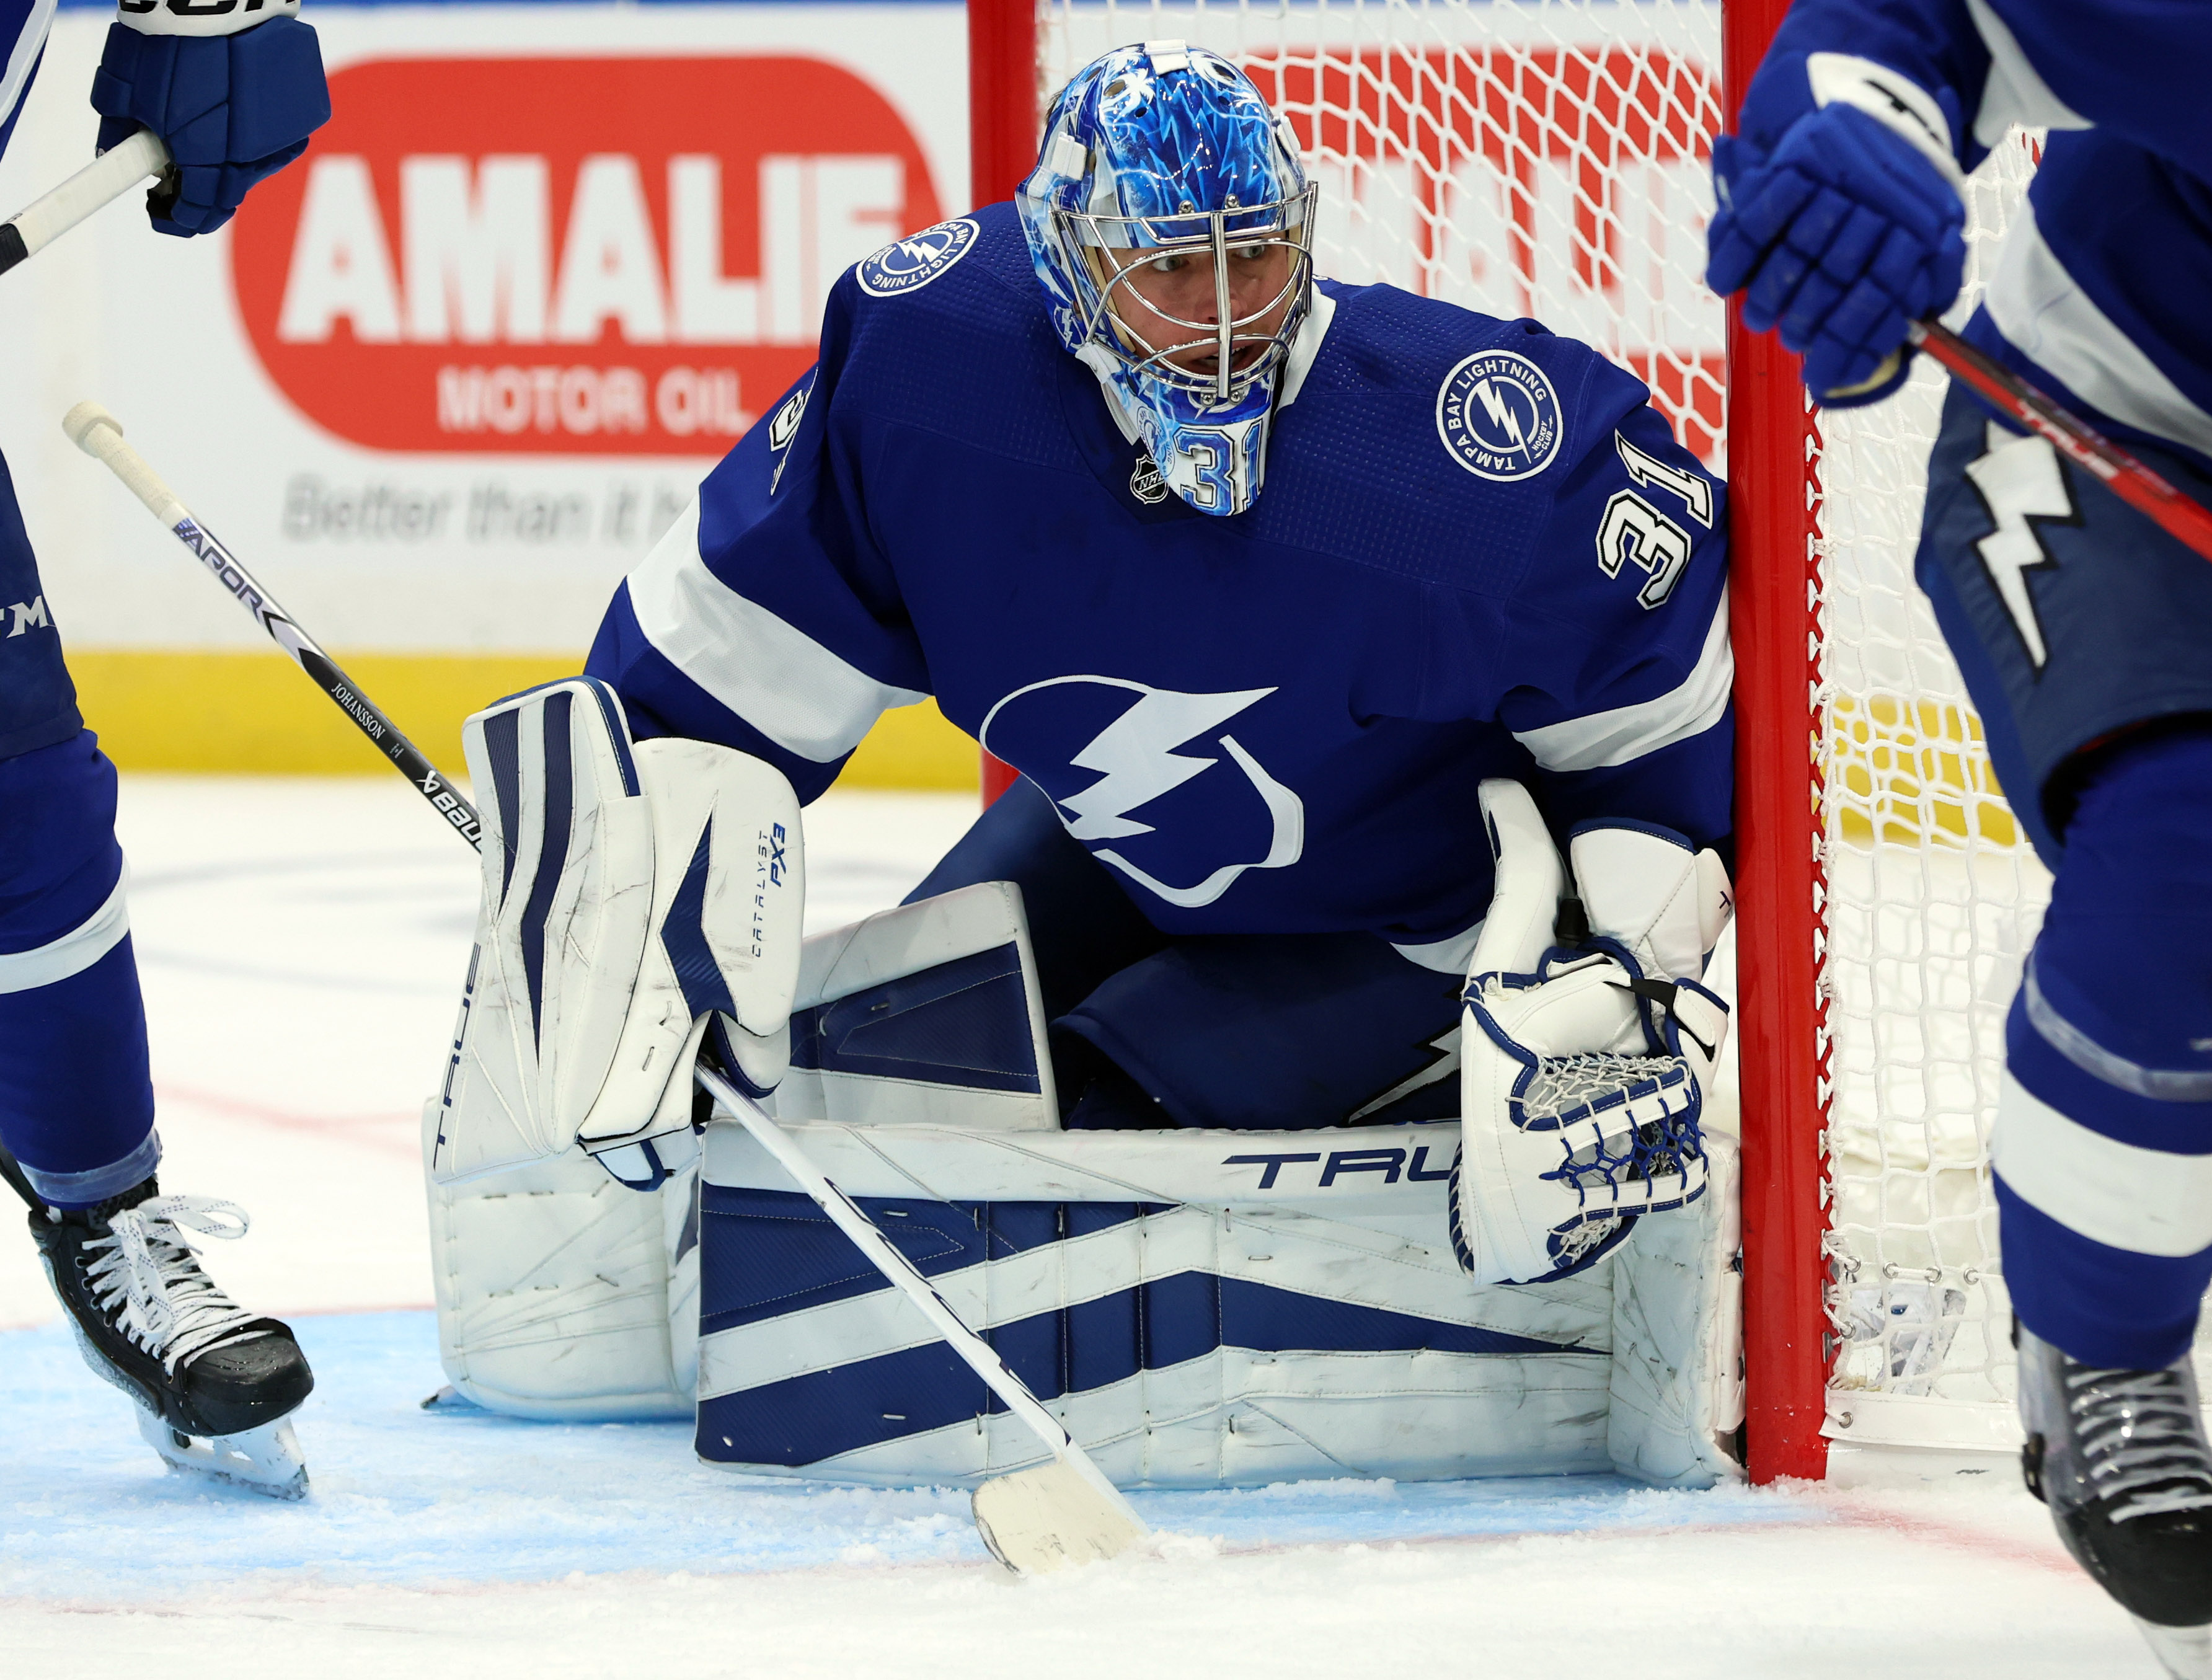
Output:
[423, 43, 1743, 1492]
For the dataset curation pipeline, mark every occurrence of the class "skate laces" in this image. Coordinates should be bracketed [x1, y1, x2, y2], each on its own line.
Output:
[82, 1196, 266, 1374]
[2066, 1363, 2212, 1523]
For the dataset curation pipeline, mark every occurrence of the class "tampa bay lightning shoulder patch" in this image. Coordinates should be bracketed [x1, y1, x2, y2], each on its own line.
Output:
[856, 219, 981, 298]
[1435, 349, 1565, 482]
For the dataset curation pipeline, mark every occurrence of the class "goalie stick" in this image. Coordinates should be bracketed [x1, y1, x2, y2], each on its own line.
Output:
[64, 400, 1151, 1576]
[0, 130, 172, 277]
[691, 1063, 1149, 1573]
[63, 404, 484, 846]
[1912, 319, 2212, 566]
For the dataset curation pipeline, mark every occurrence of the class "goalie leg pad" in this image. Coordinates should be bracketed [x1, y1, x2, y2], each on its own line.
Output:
[768, 881, 1060, 1131]
[423, 1102, 694, 1419]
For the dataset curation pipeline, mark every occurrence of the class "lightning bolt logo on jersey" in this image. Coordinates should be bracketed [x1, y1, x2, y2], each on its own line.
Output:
[980, 677, 1304, 909]
[1436, 350, 1565, 482]
[856, 219, 980, 298]
[1963, 421, 2071, 671]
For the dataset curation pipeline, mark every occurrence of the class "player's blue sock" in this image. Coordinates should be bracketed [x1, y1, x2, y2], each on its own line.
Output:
[0, 732, 157, 1207]
[1998, 725, 2212, 1370]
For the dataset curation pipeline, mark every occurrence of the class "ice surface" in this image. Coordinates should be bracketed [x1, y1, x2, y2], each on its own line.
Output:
[0, 779, 2174, 1675]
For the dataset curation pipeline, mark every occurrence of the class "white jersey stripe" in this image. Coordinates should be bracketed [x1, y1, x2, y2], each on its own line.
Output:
[626, 498, 927, 764]
[1963, 0, 2090, 146]
[0, 865, 129, 995]
[1511, 585, 1732, 773]
[1993, 1072, 2212, 1259]
[1986, 205, 2212, 465]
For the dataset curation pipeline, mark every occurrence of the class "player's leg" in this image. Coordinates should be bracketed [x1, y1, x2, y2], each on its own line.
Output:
[905, 773, 1168, 1023]
[1915, 381, 2212, 1629]
[0, 450, 312, 1492]
[903, 773, 1170, 1121]
[905, 773, 1462, 1129]
[1055, 932, 1463, 1131]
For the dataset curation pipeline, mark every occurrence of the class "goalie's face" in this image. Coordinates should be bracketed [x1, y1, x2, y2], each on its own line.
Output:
[1099, 236, 1303, 387]
[1066, 192, 1316, 404]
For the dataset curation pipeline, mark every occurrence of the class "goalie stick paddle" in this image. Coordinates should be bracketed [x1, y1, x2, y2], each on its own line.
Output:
[1912, 319, 2212, 566]
[689, 1063, 1151, 1574]
[66, 399, 1150, 1575]
[0, 130, 172, 277]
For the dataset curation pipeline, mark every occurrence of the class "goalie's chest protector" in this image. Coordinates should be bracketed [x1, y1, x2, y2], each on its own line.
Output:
[733, 206, 1630, 944]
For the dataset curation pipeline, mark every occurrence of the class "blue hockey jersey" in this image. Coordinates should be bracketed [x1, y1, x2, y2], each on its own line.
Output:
[1748, 0, 2212, 474]
[0, 0, 49, 161]
[588, 205, 1730, 955]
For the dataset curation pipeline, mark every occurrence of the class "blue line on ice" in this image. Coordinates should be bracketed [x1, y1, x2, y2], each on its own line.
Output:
[0, 1311, 1818, 1599]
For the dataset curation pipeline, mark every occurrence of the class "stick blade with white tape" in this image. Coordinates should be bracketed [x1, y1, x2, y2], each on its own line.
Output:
[970, 1457, 1148, 1575]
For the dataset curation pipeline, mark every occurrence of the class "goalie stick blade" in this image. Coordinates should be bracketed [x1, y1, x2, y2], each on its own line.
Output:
[135, 1406, 309, 1501]
[2136, 1617, 2212, 1680]
[970, 1457, 1147, 1575]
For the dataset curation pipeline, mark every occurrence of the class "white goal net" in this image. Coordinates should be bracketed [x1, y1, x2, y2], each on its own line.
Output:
[1033, 0, 2067, 1461]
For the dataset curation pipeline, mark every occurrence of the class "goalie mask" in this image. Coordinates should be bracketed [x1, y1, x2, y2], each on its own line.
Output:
[1018, 41, 1316, 518]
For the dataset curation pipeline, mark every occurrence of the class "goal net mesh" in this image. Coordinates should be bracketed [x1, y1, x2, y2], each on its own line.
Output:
[1036, 0, 2064, 1451]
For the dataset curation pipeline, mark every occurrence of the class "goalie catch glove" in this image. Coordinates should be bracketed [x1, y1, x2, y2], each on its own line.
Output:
[1451, 780, 1731, 1286]
[431, 678, 803, 1192]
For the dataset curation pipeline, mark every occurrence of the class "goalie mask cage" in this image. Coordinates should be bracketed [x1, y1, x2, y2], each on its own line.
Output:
[969, 0, 2086, 1483]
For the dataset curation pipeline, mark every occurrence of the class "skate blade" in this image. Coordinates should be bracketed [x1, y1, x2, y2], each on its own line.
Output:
[970, 1457, 1147, 1576]
[135, 1407, 309, 1501]
[2134, 1616, 2212, 1680]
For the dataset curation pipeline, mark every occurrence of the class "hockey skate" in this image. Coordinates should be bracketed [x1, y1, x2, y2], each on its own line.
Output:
[2017, 1322, 2212, 1677]
[29, 1177, 314, 1499]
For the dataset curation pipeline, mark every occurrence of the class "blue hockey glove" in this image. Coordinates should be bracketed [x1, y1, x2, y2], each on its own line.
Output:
[90, 17, 330, 238]
[1706, 55, 1967, 409]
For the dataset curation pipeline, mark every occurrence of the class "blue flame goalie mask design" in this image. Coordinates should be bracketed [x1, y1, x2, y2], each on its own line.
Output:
[1018, 42, 1317, 518]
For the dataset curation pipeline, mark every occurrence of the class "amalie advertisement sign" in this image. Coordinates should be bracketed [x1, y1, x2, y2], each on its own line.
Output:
[230, 55, 945, 456]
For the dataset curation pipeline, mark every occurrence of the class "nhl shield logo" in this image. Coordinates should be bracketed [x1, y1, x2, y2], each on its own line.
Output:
[1130, 453, 1168, 504]
[1436, 350, 1565, 482]
[857, 218, 981, 298]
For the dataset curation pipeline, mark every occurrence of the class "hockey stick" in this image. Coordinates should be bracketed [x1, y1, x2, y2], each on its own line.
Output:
[64, 400, 1150, 1575]
[63, 404, 484, 846]
[0, 130, 172, 277]
[1912, 319, 2212, 565]
[691, 1063, 1149, 1573]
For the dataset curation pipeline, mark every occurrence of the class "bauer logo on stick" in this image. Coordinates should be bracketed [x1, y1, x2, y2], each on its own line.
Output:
[1436, 350, 1564, 482]
[857, 218, 980, 297]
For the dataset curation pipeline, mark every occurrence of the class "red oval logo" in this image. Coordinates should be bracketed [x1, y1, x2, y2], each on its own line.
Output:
[230, 56, 944, 454]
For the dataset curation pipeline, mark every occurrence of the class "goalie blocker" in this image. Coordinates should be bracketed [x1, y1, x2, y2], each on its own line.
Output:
[424, 678, 803, 1416]
[423, 774, 1743, 1487]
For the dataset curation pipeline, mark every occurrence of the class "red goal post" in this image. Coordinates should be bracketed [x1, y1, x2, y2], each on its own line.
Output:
[959, 0, 2038, 1485]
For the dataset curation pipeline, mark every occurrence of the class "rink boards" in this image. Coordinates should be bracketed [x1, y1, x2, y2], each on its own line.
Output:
[692, 1120, 1623, 1488]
